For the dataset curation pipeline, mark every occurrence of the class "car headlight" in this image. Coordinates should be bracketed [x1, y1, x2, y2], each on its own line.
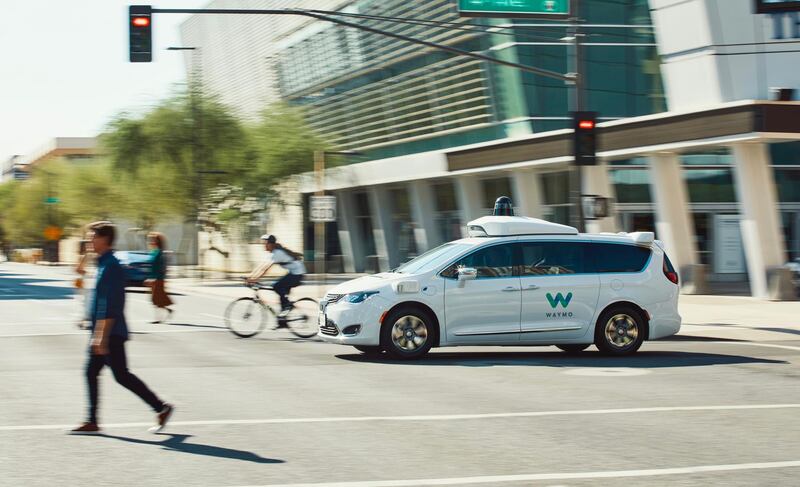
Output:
[344, 291, 379, 304]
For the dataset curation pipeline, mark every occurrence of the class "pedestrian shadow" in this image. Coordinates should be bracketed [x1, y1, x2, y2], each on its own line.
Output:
[335, 350, 789, 368]
[0, 270, 75, 301]
[99, 433, 284, 464]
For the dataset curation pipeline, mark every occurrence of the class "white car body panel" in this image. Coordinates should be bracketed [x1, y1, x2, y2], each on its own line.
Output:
[317, 217, 681, 352]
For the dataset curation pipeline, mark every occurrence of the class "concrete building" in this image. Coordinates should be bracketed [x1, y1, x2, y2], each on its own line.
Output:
[1, 156, 27, 182]
[182, 0, 800, 298]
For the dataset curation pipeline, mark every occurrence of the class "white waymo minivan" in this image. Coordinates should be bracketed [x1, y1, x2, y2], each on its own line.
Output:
[318, 215, 681, 359]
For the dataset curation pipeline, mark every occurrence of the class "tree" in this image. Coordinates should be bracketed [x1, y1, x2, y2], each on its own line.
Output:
[103, 91, 252, 217]
[244, 103, 330, 201]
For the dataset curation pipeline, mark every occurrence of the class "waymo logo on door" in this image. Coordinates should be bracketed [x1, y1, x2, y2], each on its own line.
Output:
[546, 292, 573, 309]
[546, 292, 573, 318]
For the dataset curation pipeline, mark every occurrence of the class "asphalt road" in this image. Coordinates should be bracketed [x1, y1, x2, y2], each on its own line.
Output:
[1, 263, 799, 487]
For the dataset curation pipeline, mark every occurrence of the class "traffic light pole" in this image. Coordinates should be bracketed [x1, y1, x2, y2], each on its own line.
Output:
[568, 0, 587, 233]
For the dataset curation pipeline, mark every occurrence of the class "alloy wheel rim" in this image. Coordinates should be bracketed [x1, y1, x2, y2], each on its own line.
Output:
[604, 313, 639, 349]
[391, 315, 428, 352]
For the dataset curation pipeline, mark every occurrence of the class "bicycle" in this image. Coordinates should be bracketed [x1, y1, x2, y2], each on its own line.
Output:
[224, 281, 319, 338]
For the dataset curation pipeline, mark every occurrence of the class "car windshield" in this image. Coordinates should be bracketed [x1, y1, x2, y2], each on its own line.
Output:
[394, 242, 472, 274]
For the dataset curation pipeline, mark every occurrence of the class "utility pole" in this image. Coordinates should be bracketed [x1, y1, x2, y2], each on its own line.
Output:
[567, 0, 587, 233]
[314, 151, 326, 286]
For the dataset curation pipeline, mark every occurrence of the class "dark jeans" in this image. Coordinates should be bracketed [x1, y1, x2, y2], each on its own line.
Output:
[86, 335, 164, 423]
[273, 273, 303, 310]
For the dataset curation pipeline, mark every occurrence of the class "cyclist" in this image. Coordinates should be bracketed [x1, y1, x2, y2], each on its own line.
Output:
[246, 234, 306, 318]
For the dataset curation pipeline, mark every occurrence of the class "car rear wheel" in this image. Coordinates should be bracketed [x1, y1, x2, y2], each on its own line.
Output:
[556, 344, 591, 354]
[381, 307, 435, 360]
[594, 305, 646, 355]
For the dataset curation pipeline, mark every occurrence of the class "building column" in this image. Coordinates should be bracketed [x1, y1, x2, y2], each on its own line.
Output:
[367, 186, 399, 271]
[455, 175, 484, 237]
[336, 191, 365, 273]
[510, 169, 543, 218]
[648, 153, 706, 294]
[408, 180, 440, 253]
[582, 163, 617, 233]
[731, 143, 791, 299]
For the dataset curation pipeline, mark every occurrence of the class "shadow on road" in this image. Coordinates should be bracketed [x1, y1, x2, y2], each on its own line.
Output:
[99, 433, 284, 464]
[336, 350, 789, 368]
[0, 270, 74, 300]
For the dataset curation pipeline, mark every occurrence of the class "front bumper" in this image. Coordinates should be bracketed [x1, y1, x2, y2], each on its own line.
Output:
[317, 295, 392, 346]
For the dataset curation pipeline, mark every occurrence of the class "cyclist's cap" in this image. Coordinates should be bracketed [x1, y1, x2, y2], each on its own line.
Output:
[260, 234, 277, 244]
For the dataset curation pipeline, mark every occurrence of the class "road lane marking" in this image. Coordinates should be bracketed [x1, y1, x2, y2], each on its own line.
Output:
[3, 403, 800, 432]
[708, 341, 800, 352]
[0, 328, 228, 338]
[230, 460, 800, 486]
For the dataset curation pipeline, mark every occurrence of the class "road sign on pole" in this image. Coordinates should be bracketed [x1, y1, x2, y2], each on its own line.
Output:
[457, 0, 570, 18]
[310, 196, 337, 222]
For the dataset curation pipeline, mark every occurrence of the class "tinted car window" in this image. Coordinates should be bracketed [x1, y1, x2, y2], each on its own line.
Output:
[590, 243, 651, 273]
[518, 242, 586, 275]
[442, 244, 515, 279]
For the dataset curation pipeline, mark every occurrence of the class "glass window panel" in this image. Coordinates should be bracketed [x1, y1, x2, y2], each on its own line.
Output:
[610, 169, 652, 203]
[541, 171, 570, 205]
[770, 142, 800, 166]
[684, 168, 737, 203]
[444, 244, 515, 279]
[774, 169, 800, 202]
[680, 149, 734, 166]
[590, 243, 651, 273]
[518, 242, 585, 275]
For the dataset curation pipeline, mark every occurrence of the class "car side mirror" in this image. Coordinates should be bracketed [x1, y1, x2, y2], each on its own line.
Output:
[457, 267, 478, 281]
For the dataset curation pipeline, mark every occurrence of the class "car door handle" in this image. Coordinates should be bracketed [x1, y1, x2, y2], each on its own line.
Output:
[524, 284, 540, 291]
[501, 286, 519, 292]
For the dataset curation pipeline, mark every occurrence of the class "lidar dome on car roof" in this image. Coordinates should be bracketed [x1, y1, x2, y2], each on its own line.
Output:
[467, 216, 579, 237]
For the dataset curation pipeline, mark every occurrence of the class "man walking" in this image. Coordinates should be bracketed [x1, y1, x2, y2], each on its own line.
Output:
[71, 222, 174, 434]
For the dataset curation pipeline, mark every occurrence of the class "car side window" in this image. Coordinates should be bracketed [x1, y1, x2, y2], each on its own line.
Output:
[442, 244, 515, 279]
[518, 242, 585, 275]
[590, 243, 651, 273]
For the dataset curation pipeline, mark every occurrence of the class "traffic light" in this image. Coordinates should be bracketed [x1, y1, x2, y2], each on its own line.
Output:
[572, 111, 598, 166]
[129, 5, 152, 62]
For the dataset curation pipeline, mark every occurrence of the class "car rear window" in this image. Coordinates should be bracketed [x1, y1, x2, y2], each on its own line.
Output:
[590, 243, 651, 273]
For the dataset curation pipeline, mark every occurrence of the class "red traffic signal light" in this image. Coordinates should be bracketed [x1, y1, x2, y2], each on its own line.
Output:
[572, 111, 598, 166]
[132, 17, 150, 27]
[129, 5, 152, 63]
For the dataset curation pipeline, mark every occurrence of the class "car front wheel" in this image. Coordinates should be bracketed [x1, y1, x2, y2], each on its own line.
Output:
[381, 307, 435, 360]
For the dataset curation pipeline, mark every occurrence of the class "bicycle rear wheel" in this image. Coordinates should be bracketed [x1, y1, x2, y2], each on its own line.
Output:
[225, 298, 269, 338]
[285, 297, 320, 338]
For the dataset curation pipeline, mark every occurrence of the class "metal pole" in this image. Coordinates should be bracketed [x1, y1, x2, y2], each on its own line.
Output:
[314, 151, 326, 296]
[569, 0, 586, 233]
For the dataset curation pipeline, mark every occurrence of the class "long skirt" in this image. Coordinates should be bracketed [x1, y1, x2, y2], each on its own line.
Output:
[151, 279, 173, 308]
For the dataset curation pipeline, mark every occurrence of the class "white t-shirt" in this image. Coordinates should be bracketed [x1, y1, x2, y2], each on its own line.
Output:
[270, 248, 306, 275]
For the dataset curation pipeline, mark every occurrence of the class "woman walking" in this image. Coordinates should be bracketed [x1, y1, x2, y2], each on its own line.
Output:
[145, 232, 173, 323]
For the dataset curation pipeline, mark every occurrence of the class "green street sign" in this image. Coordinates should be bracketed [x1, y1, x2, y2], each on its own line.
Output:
[458, 0, 570, 17]
[44, 197, 60, 204]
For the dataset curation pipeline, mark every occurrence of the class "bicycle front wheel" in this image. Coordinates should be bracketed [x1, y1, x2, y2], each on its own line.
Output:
[285, 297, 320, 338]
[225, 298, 268, 338]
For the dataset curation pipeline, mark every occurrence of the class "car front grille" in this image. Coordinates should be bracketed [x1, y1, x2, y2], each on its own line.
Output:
[319, 318, 340, 337]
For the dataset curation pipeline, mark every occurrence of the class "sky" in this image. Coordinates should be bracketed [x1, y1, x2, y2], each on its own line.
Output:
[0, 0, 209, 162]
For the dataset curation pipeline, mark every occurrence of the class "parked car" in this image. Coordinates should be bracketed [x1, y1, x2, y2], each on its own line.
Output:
[318, 215, 681, 359]
[115, 250, 152, 287]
